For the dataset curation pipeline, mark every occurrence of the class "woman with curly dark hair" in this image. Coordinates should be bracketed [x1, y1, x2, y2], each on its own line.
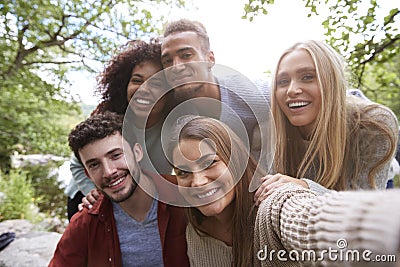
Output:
[95, 39, 171, 121]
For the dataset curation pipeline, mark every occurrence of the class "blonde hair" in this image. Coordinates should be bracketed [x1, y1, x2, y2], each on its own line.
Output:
[272, 40, 397, 190]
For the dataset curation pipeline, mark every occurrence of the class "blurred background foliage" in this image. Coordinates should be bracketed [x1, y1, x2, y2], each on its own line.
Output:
[1, 0, 399, 223]
[0, 0, 186, 222]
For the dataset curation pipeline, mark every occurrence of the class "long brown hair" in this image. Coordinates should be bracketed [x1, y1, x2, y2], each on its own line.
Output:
[168, 116, 265, 266]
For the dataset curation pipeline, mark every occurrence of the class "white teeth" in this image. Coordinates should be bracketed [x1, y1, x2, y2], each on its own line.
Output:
[197, 188, 218, 199]
[109, 177, 124, 187]
[288, 101, 309, 108]
[135, 98, 150, 105]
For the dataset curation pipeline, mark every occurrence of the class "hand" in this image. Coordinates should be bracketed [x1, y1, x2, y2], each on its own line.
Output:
[78, 188, 101, 211]
[254, 173, 308, 206]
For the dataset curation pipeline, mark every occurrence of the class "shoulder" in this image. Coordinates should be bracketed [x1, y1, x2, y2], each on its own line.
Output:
[69, 195, 107, 226]
[347, 98, 398, 132]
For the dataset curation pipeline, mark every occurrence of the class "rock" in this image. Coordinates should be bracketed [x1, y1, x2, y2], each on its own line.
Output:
[0, 219, 35, 236]
[37, 217, 65, 234]
[0, 219, 61, 267]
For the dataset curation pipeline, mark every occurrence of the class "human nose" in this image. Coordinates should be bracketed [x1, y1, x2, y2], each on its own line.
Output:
[102, 160, 117, 178]
[191, 171, 209, 187]
[171, 57, 186, 71]
[286, 80, 302, 97]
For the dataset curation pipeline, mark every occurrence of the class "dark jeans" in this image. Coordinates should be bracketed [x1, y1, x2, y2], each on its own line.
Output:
[386, 179, 394, 189]
[67, 191, 85, 221]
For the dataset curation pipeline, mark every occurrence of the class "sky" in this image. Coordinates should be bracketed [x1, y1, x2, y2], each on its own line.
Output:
[72, 0, 327, 105]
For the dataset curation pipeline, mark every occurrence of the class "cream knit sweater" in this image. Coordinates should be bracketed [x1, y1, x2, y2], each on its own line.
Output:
[186, 223, 232, 267]
[255, 183, 400, 267]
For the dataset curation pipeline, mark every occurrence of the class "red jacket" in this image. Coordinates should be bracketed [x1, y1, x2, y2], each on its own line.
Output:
[49, 174, 188, 267]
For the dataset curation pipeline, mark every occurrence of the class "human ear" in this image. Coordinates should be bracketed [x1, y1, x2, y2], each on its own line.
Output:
[133, 143, 143, 162]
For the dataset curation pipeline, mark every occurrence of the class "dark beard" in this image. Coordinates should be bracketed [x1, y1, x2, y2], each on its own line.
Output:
[173, 82, 206, 102]
[101, 170, 141, 203]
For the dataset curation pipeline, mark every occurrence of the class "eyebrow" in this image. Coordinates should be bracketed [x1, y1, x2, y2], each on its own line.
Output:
[174, 153, 215, 171]
[130, 73, 143, 78]
[84, 148, 122, 166]
[177, 46, 195, 54]
[277, 67, 316, 77]
[295, 67, 316, 73]
[161, 46, 194, 59]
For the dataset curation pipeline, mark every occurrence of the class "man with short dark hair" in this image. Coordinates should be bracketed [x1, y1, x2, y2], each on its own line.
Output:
[49, 112, 188, 267]
[160, 19, 272, 161]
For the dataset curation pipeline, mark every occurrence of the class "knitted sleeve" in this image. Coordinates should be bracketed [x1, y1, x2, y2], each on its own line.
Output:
[255, 183, 400, 267]
[301, 178, 332, 195]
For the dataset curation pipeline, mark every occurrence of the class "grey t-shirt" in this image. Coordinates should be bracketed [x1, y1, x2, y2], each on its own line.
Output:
[113, 199, 163, 267]
[135, 121, 173, 175]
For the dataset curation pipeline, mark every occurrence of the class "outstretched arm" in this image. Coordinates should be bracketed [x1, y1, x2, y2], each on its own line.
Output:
[255, 183, 400, 266]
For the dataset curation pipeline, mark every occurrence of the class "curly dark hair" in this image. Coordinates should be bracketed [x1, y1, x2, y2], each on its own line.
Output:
[95, 40, 163, 115]
[163, 19, 210, 53]
[68, 112, 137, 163]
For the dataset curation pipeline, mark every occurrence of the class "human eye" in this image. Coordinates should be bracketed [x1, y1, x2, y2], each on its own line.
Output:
[301, 73, 315, 81]
[162, 58, 172, 67]
[88, 162, 99, 170]
[130, 76, 143, 84]
[201, 157, 219, 170]
[148, 79, 163, 90]
[112, 152, 124, 160]
[174, 167, 191, 178]
[277, 78, 289, 87]
[182, 52, 193, 59]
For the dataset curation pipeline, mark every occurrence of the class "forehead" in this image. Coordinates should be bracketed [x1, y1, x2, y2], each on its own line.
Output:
[173, 138, 216, 162]
[132, 61, 162, 74]
[78, 133, 123, 161]
[161, 31, 203, 54]
[278, 49, 314, 72]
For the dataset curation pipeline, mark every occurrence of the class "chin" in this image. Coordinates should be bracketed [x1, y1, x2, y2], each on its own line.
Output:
[198, 203, 224, 217]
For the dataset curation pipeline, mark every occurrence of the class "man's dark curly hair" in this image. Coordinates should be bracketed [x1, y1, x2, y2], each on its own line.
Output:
[68, 112, 137, 163]
[95, 40, 163, 115]
[163, 19, 210, 53]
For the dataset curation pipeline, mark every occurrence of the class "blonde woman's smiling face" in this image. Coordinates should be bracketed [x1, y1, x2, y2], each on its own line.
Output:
[275, 49, 322, 137]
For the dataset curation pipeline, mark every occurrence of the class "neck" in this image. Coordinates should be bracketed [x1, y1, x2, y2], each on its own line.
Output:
[134, 116, 158, 129]
[202, 201, 234, 246]
[202, 75, 220, 100]
[119, 172, 155, 222]
[299, 124, 314, 140]
[193, 78, 221, 118]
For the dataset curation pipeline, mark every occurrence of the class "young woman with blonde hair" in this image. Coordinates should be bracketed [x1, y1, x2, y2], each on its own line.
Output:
[257, 40, 398, 196]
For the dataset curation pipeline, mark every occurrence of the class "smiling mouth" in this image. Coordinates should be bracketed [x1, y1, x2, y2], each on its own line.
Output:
[288, 101, 310, 108]
[195, 188, 219, 199]
[134, 98, 152, 105]
[108, 174, 127, 188]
